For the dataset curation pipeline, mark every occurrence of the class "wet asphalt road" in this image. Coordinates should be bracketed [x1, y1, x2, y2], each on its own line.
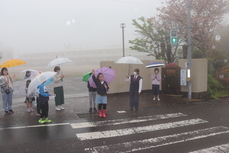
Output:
[1, 77, 229, 153]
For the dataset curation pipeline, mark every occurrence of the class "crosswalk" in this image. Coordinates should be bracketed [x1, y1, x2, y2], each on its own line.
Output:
[71, 112, 229, 153]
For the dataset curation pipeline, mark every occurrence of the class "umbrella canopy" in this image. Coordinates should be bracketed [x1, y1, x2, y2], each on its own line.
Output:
[116, 56, 143, 64]
[82, 71, 92, 82]
[0, 59, 26, 68]
[47, 57, 72, 68]
[145, 62, 165, 68]
[19, 69, 37, 79]
[27, 71, 56, 96]
[17, 71, 52, 96]
[88, 67, 115, 88]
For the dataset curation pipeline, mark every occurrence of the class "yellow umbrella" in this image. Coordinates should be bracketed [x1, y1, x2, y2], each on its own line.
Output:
[0, 59, 26, 68]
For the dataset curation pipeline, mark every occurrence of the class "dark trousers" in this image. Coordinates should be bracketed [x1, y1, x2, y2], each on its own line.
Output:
[98, 104, 107, 110]
[40, 101, 49, 118]
[36, 97, 41, 114]
[129, 90, 139, 109]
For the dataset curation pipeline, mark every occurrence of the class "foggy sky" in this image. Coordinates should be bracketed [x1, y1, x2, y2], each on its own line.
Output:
[0, 0, 163, 54]
[1, 0, 228, 55]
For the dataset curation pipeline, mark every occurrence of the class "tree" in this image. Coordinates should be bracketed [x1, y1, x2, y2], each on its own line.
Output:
[157, 0, 229, 58]
[129, 17, 180, 63]
[215, 25, 229, 57]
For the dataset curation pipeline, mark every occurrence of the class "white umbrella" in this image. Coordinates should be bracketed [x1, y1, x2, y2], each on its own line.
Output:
[27, 71, 56, 96]
[19, 69, 37, 79]
[116, 56, 143, 74]
[47, 57, 72, 68]
[116, 56, 143, 64]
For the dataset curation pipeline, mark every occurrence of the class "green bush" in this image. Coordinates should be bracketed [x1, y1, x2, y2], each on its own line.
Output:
[207, 74, 224, 99]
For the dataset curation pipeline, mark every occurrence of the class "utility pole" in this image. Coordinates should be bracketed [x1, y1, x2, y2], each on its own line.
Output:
[187, 0, 192, 100]
[120, 23, 126, 57]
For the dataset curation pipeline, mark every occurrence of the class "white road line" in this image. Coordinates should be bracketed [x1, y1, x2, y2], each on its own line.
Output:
[0, 123, 70, 130]
[71, 113, 187, 129]
[76, 118, 207, 141]
[85, 126, 229, 153]
[189, 143, 229, 153]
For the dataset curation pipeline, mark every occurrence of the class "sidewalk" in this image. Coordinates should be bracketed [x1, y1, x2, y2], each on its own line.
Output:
[0, 77, 224, 128]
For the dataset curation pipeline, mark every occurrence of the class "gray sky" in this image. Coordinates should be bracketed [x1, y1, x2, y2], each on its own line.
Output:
[1, 0, 228, 54]
[0, 0, 163, 53]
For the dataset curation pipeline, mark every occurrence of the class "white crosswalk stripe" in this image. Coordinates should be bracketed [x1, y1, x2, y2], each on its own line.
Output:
[71, 112, 229, 152]
[189, 143, 229, 153]
[76, 118, 207, 141]
[71, 113, 187, 129]
[85, 126, 229, 153]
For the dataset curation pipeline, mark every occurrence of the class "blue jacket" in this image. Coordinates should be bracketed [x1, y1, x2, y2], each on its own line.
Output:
[38, 83, 50, 102]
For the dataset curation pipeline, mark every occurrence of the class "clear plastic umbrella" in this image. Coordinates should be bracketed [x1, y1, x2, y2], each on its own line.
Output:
[27, 71, 56, 97]
[116, 56, 143, 74]
[19, 69, 37, 79]
[47, 57, 72, 68]
[116, 56, 143, 64]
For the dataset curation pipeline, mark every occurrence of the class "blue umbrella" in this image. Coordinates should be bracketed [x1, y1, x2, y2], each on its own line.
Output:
[145, 62, 165, 68]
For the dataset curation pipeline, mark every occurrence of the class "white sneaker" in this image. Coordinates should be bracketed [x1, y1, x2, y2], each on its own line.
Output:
[153, 97, 156, 101]
[55, 107, 61, 111]
[158, 98, 160, 101]
[59, 105, 64, 110]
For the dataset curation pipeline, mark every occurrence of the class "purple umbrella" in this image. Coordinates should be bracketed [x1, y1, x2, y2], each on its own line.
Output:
[88, 67, 115, 88]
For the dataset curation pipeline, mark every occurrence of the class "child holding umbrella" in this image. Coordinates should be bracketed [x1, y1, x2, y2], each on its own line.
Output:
[91, 69, 109, 118]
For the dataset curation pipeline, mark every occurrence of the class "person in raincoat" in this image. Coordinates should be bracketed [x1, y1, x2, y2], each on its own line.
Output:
[0, 67, 15, 114]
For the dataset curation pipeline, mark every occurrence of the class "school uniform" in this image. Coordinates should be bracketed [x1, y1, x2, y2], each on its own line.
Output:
[129, 75, 143, 110]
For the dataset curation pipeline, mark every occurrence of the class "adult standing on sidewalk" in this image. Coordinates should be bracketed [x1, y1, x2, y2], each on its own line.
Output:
[0, 67, 15, 114]
[53, 66, 65, 111]
[127, 68, 143, 111]
[152, 68, 161, 101]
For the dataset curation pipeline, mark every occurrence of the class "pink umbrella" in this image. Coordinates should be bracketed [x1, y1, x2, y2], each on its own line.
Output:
[88, 67, 115, 88]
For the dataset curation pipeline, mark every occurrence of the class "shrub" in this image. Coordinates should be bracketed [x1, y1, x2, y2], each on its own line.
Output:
[207, 74, 224, 99]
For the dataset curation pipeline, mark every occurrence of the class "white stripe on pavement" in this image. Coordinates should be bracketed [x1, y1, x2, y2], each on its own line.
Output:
[0, 123, 70, 130]
[189, 143, 229, 153]
[85, 126, 229, 153]
[76, 118, 207, 140]
[71, 113, 187, 129]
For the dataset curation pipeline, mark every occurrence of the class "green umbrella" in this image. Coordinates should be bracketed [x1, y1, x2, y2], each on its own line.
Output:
[82, 71, 92, 82]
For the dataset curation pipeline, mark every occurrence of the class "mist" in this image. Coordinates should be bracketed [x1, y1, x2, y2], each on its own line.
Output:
[1, 0, 229, 76]
[0, 0, 163, 54]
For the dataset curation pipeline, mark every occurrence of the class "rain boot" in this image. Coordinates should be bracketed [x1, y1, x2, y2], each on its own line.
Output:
[98, 110, 103, 117]
[102, 110, 107, 118]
